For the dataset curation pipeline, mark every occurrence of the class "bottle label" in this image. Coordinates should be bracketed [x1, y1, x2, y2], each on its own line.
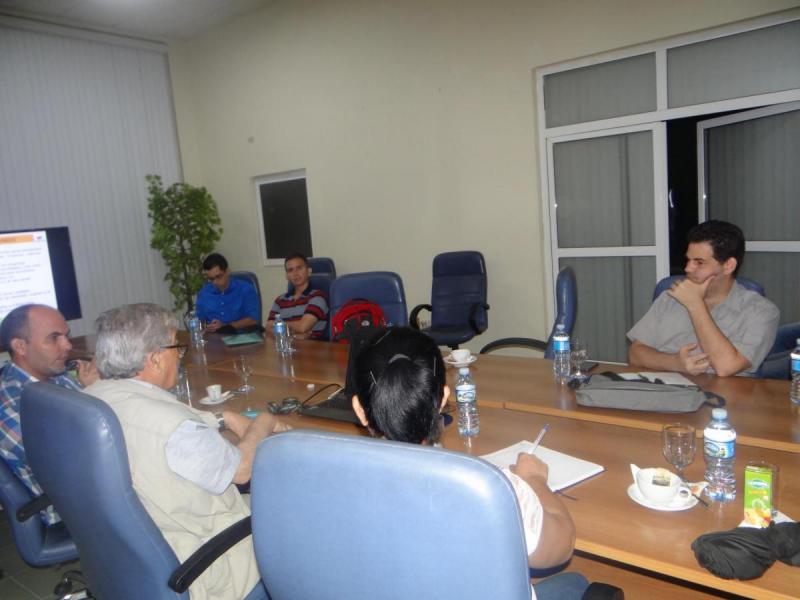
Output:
[792, 355, 800, 373]
[455, 384, 476, 403]
[553, 338, 570, 353]
[704, 439, 735, 459]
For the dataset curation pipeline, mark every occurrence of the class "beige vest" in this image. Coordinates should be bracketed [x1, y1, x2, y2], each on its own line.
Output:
[86, 378, 259, 600]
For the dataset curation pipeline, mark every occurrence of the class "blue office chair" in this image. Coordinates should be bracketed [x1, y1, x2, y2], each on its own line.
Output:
[21, 382, 264, 600]
[231, 270, 263, 325]
[307, 256, 336, 277]
[410, 251, 490, 349]
[652, 275, 764, 300]
[757, 322, 800, 380]
[480, 266, 577, 359]
[250, 430, 532, 600]
[329, 271, 409, 337]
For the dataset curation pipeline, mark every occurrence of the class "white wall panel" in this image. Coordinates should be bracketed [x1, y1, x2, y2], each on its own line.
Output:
[0, 19, 180, 335]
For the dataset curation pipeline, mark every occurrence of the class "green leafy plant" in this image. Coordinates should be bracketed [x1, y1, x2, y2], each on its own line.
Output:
[146, 175, 223, 314]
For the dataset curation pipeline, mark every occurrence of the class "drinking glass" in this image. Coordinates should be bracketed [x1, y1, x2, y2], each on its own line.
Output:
[570, 337, 588, 382]
[233, 355, 254, 392]
[661, 423, 696, 479]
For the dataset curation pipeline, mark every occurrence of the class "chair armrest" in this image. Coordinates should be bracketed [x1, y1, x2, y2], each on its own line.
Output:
[480, 337, 546, 354]
[409, 304, 432, 330]
[16, 494, 51, 522]
[168, 516, 252, 593]
[468, 303, 490, 334]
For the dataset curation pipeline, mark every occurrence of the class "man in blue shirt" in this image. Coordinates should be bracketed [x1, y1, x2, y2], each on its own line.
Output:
[196, 253, 261, 333]
[0, 304, 98, 525]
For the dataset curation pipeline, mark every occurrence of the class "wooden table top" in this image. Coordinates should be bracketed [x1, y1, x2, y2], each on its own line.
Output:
[184, 367, 800, 599]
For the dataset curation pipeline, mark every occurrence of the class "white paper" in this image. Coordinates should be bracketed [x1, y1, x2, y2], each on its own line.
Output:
[481, 441, 604, 491]
[618, 371, 696, 387]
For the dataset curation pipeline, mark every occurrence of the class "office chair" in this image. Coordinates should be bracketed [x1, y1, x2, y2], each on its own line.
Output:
[21, 382, 265, 600]
[231, 270, 263, 325]
[480, 266, 577, 359]
[329, 271, 409, 338]
[250, 429, 533, 600]
[757, 321, 800, 380]
[0, 458, 84, 597]
[410, 251, 490, 349]
[307, 256, 336, 277]
[652, 275, 764, 300]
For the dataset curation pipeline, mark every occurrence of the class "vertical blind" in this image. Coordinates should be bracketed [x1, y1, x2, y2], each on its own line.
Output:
[0, 18, 180, 335]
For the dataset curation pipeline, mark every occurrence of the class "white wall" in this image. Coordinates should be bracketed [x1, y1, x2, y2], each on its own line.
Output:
[168, 0, 800, 352]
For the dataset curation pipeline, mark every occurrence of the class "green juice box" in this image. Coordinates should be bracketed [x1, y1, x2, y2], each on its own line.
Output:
[743, 463, 774, 528]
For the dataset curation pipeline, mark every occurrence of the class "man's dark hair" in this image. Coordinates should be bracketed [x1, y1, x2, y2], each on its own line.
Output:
[284, 252, 308, 268]
[0, 304, 38, 355]
[202, 253, 228, 271]
[687, 220, 745, 275]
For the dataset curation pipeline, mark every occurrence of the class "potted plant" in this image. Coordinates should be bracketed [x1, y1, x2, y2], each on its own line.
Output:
[146, 175, 223, 314]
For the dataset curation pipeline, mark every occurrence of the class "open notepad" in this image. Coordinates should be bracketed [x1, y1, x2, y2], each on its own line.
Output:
[481, 441, 604, 491]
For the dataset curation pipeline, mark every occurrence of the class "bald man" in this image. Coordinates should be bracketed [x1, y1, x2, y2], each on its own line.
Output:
[0, 304, 97, 524]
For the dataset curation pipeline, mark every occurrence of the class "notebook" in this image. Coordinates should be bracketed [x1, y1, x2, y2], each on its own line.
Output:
[221, 332, 263, 346]
[481, 441, 604, 491]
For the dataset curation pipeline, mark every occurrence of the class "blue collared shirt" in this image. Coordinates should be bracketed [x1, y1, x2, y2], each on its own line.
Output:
[195, 277, 260, 325]
[0, 361, 82, 525]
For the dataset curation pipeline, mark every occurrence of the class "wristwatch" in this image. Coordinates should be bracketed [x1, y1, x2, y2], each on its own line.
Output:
[214, 412, 226, 431]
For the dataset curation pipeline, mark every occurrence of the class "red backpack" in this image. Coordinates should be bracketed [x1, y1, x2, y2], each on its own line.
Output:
[331, 299, 386, 343]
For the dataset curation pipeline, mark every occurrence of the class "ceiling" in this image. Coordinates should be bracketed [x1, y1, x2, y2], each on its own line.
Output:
[0, 0, 274, 41]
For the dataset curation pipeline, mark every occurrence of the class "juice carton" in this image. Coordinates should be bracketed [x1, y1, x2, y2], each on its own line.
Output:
[743, 464, 774, 528]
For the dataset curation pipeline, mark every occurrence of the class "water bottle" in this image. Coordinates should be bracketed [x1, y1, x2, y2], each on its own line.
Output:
[455, 367, 480, 437]
[552, 324, 571, 384]
[790, 338, 800, 405]
[187, 311, 203, 349]
[704, 408, 736, 502]
[273, 315, 288, 355]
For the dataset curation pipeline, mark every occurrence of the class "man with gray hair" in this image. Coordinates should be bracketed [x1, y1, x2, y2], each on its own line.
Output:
[0, 304, 97, 525]
[85, 303, 278, 600]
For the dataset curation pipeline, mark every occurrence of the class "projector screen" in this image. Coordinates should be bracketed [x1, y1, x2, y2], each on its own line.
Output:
[0, 227, 82, 323]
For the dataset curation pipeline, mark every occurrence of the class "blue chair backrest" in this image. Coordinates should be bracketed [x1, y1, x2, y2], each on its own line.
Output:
[330, 271, 409, 331]
[0, 457, 77, 567]
[22, 382, 186, 599]
[251, 430, 532, 600]
[653, 275, 765, 301]
[430, 251, 488, 330]
[307, 257, 336, 277]
[544, 266, 577, 359]
[757, 322, 800, 380]
[231, 270, 263, 324]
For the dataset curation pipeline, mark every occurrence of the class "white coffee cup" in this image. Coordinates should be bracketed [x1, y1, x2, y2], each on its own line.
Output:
[450, 349, 471, 363]
[206, 384, 222, 400]
[635, 467, 689, 504]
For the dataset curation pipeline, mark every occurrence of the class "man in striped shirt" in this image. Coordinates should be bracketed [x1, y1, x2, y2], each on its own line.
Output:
[267, 253, 329, 340]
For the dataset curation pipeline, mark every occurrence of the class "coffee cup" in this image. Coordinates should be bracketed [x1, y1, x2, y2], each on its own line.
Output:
[450, 349, 471, 363]
[635, 467, 690, 505]
[206, 384, 222, 401]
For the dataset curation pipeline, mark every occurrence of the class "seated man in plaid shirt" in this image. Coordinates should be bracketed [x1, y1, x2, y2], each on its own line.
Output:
[0, 304, 98, 524]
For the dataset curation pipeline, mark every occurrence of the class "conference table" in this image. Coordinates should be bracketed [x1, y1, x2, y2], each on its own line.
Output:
[73, 333, 800, 599]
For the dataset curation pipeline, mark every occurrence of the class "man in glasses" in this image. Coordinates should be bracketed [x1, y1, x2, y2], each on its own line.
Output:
[196, 253, 260, 333]
[86, 303, 284, 599]
[0, 304, 98, 525]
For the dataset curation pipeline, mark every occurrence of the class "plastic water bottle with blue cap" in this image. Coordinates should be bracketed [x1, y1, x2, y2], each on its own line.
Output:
[552, 324, 571, 384]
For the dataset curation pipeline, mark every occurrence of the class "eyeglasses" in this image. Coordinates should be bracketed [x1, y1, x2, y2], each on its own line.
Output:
[161, 343, 188, 359]
[205, 272, 227, 283]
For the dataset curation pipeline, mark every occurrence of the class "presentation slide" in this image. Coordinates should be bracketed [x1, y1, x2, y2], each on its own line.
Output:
[0, 230, 58, 322]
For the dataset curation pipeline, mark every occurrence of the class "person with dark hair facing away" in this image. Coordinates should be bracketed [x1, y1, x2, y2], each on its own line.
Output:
[628, 220, 779, 376]
[350, 327, 589, 600]
[266, 252, 328, 340]
[196, 253, 261, 334]
[0, 304, 98, 525]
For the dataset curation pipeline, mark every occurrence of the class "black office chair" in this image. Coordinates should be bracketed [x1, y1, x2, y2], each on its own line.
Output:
[231, 270, 263, 325]
[410, 251, 490, 349]
[21, 382, 265, 600]
[481, 266, 576, 359]
[758, 322, 800, 380]
[652, 275, 765, 300]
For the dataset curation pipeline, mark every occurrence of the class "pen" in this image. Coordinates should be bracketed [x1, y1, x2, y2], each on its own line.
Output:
[529, 423, 550, 455]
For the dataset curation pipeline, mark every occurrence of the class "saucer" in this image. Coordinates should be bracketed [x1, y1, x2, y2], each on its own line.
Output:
[199, 391, 233, 406]
[627, 483, 697, 512]
[444, 355, 477, 368]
